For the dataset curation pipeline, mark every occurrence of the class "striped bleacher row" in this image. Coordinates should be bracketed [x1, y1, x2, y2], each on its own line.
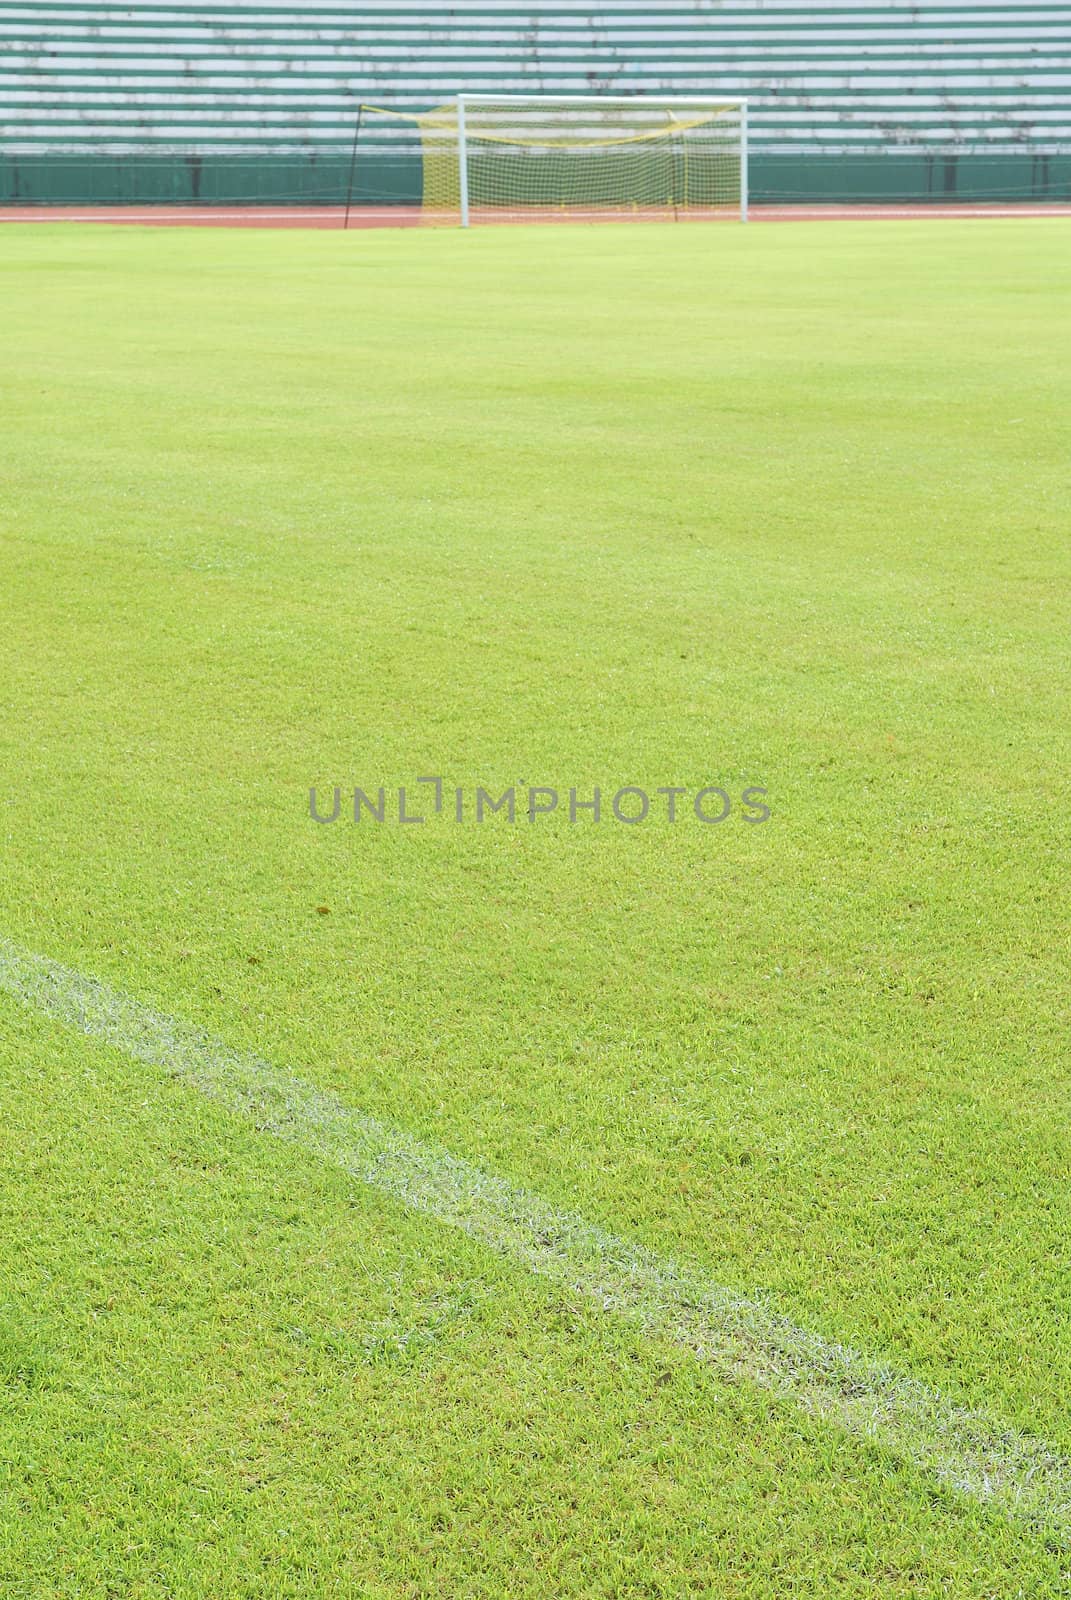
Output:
[1, 1, 1069, 205]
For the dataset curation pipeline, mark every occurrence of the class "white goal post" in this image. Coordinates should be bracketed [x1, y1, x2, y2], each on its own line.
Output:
[359, 94, 749, 226]
[455, 95, 748, 226]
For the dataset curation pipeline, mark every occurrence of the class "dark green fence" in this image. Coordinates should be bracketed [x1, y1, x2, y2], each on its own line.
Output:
[4, 152, 1070, 208]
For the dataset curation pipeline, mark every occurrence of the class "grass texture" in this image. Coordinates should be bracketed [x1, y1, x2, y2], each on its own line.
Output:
[0, 218, 1069, 1597]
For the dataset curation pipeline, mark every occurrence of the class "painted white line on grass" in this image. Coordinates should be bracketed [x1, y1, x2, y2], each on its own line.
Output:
[1, 933, 1068, 1540]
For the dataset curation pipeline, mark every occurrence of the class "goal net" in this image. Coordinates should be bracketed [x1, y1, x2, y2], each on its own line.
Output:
[358, 96, 747, 225]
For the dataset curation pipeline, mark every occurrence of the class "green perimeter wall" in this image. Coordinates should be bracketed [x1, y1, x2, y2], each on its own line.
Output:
[2, 2, 1070, 206]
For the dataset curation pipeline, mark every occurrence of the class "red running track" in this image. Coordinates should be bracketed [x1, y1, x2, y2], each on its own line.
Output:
[1, 202, 1070, 228]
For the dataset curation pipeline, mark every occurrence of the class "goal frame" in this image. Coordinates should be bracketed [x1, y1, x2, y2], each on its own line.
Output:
[454, 93, 749, 227]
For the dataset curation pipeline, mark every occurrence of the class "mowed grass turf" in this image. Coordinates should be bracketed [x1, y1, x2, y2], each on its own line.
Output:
[0, 219, 1069, 1597]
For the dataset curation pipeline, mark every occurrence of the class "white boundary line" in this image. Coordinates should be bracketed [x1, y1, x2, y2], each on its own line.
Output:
[1, 932, 1069, 1541]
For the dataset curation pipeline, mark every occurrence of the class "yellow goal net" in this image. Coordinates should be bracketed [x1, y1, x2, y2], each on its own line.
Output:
[359, 96, 748, 225]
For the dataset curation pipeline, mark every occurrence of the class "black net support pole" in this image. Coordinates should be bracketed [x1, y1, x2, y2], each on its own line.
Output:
[343, 102, 364, 230]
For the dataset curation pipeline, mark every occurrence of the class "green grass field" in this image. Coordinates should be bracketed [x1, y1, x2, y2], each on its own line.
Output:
[1, 219, 1069, 1598]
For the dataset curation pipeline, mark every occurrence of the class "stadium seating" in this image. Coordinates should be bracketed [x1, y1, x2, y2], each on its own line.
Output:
[1, 1, 1068, 205]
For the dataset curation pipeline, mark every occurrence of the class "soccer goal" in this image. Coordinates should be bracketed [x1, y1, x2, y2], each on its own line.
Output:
[355, 96, 748, 226]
